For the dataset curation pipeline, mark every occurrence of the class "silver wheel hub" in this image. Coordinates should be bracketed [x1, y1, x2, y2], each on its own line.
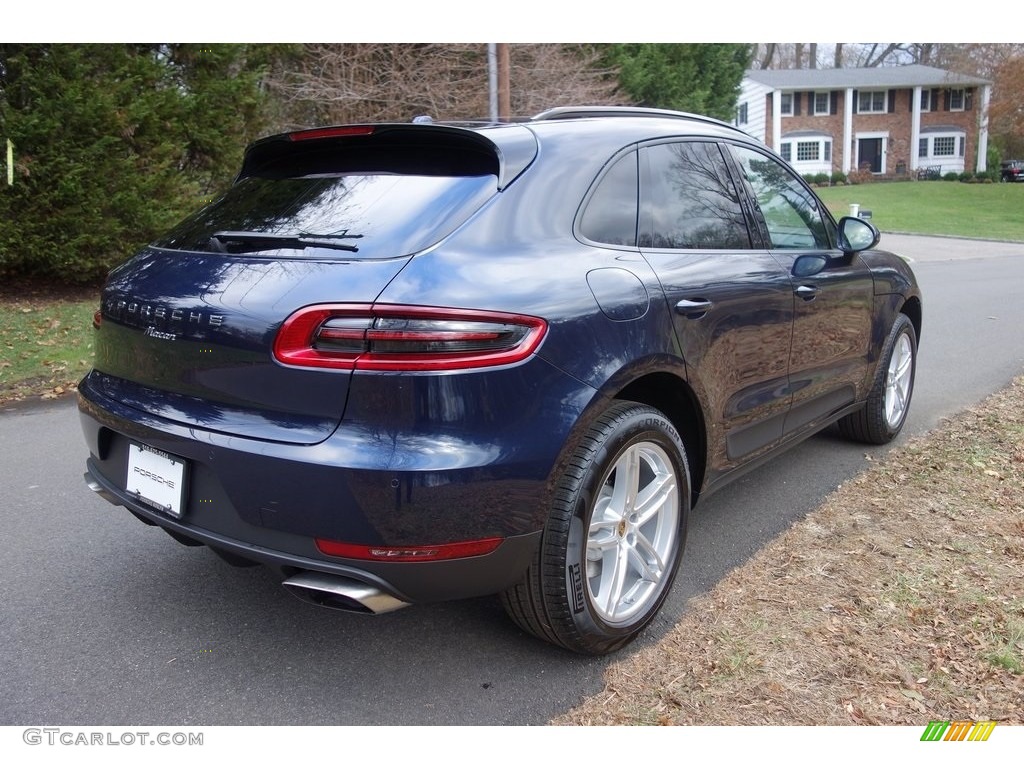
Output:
[585, 441, 679, 625]
[884, 332, 913, 429]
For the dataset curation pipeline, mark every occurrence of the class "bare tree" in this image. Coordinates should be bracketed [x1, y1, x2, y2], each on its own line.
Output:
[858, 43, 905, 67]
[263, 44, 623, 131]
[752, 43, 822, 70]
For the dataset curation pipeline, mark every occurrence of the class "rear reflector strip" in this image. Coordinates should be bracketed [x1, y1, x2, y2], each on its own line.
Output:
[273, 304, 547, 371]
[315, 537, 503, 562]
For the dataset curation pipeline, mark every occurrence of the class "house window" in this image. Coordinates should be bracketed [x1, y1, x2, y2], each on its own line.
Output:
[814, 92, 830, 115]
[919, 132, 966, 161]
[779, 93, 793, 116]
[858, 90, 886, 113]
[796, 141, 820, 161]
[949, 88, 965, 111]
[933, 136, 956, 156]
[920, 89, 931, 112]
[737, 102, 748, 125]
[782, 136, 832, 168]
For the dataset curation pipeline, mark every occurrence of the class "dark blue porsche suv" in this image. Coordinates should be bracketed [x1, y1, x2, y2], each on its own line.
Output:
[79, 107, 921, 654]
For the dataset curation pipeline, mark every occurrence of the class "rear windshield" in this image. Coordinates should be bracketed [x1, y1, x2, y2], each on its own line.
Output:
[154, 172, 497, 259]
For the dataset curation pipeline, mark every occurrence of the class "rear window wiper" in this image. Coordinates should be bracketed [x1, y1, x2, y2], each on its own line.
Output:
[209, 231, 360, 253]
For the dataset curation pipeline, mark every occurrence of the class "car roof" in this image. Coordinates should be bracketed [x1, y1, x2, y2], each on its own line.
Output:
[475, 107, 757, 178]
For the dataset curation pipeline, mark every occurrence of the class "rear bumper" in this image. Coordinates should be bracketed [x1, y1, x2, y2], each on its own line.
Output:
[75, 360, 595, 603]
[82, 459, 541, 603]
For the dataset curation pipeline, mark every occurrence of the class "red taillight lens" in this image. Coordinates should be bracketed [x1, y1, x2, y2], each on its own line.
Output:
[273, 304, 547, 371]
[315, 537, 503, 562]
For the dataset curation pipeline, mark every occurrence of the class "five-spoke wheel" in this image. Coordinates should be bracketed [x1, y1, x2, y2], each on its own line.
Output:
[585, 441, 680, 626]
[839, 313, 917, 444]
[501, 402, 689, 655]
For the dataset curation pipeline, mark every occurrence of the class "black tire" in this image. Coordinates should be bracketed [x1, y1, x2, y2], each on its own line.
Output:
[838, 313, 917, 444]
[500, 401, 690, 655]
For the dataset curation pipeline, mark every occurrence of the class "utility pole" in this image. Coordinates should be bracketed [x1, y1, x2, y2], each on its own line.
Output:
[488, 44, 498, 122]
[496, 44, 511, 121]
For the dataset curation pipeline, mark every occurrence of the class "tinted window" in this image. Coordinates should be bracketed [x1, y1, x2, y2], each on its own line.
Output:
[155, 173, 496, 259]
[579, 152, 638, 246]
[729, 145, 831, 249]
[639, 142, 751, 250]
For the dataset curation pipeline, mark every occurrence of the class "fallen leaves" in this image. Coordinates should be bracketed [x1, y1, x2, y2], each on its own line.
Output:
[555, 376, 1024, 726]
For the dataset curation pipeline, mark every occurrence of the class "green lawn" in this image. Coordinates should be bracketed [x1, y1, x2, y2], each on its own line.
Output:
[815, 181, 1024, 241]
[0, 288, 98, 402]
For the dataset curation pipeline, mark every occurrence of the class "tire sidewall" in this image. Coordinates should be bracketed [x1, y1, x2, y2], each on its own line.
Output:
[559, 407, 690, 652]
[878, 315, 917, 439]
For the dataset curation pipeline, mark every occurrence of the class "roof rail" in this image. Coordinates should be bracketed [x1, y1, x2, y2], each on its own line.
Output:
[531, 106, 741, 133]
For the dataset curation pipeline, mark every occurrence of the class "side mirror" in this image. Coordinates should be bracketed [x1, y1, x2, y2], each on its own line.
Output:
[838, 216, 880, 254]
[792, 253, 828, 278]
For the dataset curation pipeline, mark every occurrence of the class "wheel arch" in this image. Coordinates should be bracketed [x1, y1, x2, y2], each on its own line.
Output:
[900, 294, 922, 344]
[613, 371, 707, 506]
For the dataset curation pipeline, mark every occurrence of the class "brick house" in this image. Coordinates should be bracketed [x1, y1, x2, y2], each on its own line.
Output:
[735, 65, 992, 178]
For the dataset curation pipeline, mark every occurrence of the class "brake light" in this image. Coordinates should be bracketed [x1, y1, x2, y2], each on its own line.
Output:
[315, 536, 503, 562]
[273, 304, 547, 371]
[288, 126, 375, 141]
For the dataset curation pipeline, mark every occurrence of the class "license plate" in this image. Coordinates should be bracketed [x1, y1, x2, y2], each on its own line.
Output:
[126, 443, 187, 518]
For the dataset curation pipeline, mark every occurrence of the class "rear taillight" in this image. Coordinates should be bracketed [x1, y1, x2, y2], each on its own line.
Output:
[315, 536, 503, 562]
[273, 304, 547, 371]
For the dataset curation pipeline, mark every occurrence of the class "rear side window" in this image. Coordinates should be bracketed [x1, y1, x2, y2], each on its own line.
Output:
[155, 173, 497, 259]
[579, 152, 638, 247]
[639, 142, 751, 250]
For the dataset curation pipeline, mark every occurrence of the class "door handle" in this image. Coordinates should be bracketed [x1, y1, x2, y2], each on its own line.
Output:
[795, 285, 818, 302]
[675, 298, 713, 318]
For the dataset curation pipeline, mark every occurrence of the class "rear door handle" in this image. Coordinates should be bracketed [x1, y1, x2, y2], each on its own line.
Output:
[675, 298, 713, 318]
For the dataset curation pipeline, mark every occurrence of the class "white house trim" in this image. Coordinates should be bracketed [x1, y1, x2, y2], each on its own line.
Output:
[978, 85, 991, 173]
[843, 87, 854, 174]
[772, 91, 782, 155]
[911, 86, 923, 172]
[855, 131, 889, 175]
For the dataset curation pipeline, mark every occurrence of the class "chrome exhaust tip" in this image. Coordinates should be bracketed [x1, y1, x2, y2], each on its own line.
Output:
[84, 469, 120, 505]
[282, 572, 410, 615]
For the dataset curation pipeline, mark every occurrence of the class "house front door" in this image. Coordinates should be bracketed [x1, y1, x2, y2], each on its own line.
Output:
[858, 138, 883, 173]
